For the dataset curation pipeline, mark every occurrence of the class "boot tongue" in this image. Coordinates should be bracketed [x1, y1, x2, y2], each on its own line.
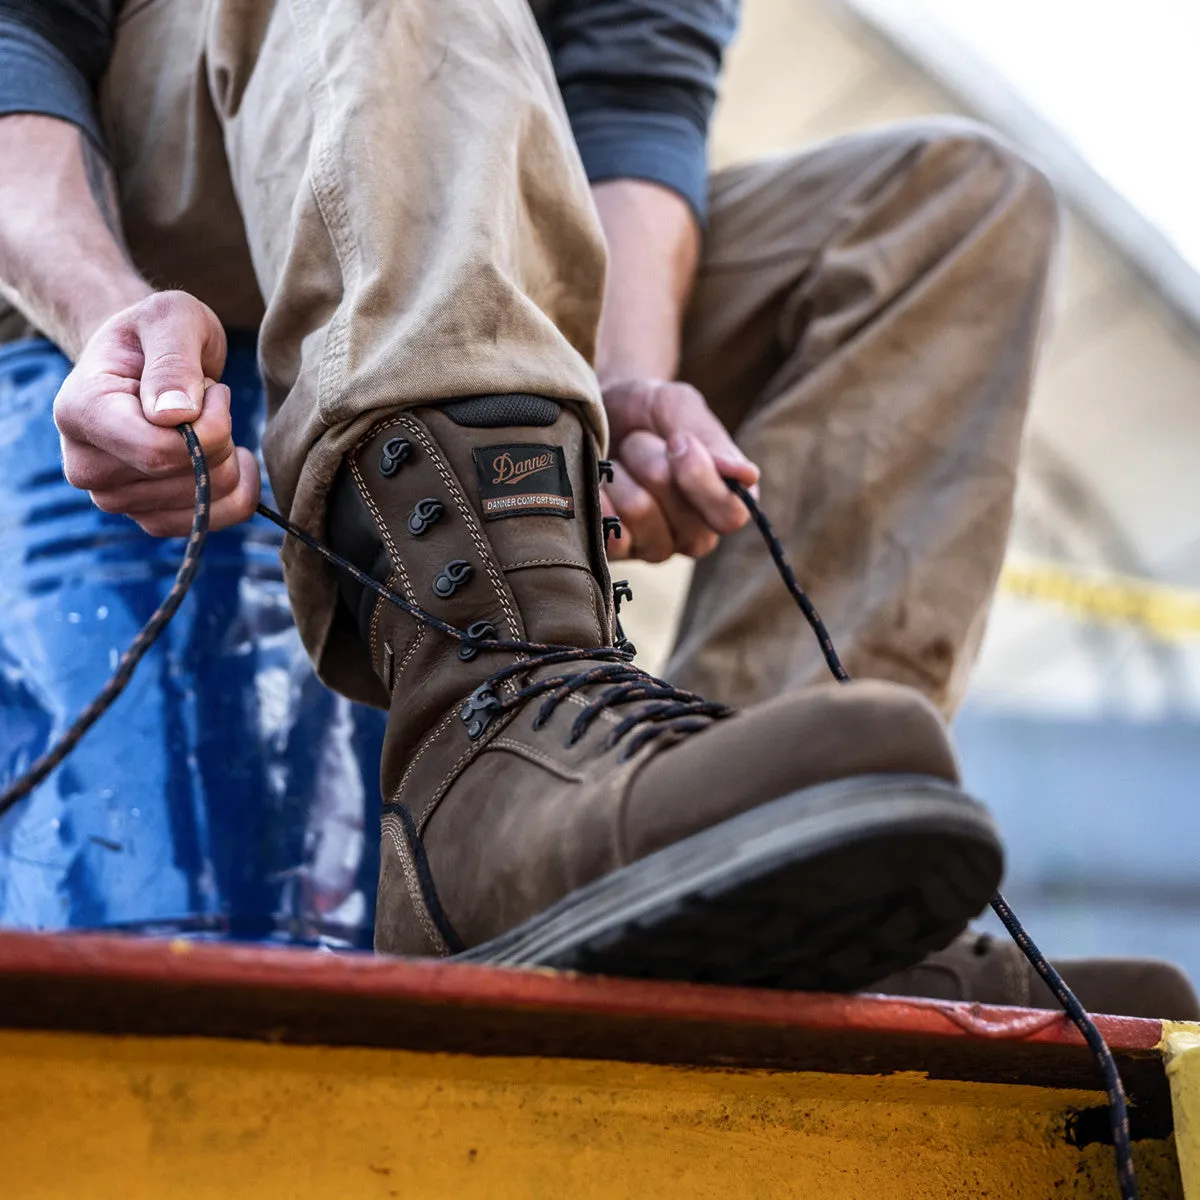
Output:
[421, 397, 613, 651]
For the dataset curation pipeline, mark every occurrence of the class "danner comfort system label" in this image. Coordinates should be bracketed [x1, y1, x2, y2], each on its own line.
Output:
[473, 444, 575, 520]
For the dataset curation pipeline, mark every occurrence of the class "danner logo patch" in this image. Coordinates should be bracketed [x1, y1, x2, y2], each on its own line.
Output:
[490, 449, 555, 486]
[473, 443, 575, 520]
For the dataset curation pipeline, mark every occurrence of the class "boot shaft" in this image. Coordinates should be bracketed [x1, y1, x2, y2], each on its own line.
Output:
[327, 396, 615, 771]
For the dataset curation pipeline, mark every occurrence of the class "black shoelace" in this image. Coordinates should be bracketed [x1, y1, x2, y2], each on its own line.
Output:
[0, 425, 1138, 1199]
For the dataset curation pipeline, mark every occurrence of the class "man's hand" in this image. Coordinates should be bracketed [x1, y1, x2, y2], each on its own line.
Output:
[0, 119, 259, 536]
[601, 378, 759, 563]
[589, 180, 759, 563]
[54, 291, 260, 537]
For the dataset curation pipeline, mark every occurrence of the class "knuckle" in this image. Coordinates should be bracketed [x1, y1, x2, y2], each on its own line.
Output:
[142, 289, 222, 344]
[75, 389, 115, 433]
[138, 514, 181, 538]
[236, 468, 260, 508]
[201, 406, 234, 449]
[137, 292, 180, 326]
[136, 443, 182, 477]
[644, 457, 672, 489]
[207, 460, 238, 499]
[650, 380, 697, 421]
[52, 382, 88, 435]
[143, 348, 196, 378]
[90, 492, 124, 515]
[60, 452, 88, 489]
[671, 381, 703, 406]
[646, 386, 674, 427]
[234, 489, 258, 520]
[619, 437, 669, 487]
[630, 379, 658, 405]
[62, 453, 115, 492]
[610, 377, 653, 404]
[211, 500, 250, 532]
[621, 491, 658, 526]
[718, 496, 749, 530]
[138, 290, 196, 326]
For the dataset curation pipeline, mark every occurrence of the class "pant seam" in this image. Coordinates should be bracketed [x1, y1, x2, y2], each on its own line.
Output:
[284, 0, 360, 429]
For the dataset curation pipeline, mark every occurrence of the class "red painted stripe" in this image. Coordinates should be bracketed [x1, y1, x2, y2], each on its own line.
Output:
[0, 928, 1163, 1053]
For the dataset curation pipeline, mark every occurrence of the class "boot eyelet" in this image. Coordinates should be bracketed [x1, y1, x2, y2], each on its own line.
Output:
[379, 437, 412, 477]
[458, 619, 498, 662]
[612, 581, 636, 657]
[433, 559, 473, 598]
[459, 685, 502, 740]
[602, 516, 622, 544]
[597, 459, 614, 484]
[407, 497, 445, 537]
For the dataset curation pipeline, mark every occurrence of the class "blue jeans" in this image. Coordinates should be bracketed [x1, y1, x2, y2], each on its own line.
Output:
[0, 334, 384, 947]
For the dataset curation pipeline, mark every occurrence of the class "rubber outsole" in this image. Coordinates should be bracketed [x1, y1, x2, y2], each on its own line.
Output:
[456, 774, 1003, 992]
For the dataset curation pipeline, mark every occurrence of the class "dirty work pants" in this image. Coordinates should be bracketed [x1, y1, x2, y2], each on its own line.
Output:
[76, 0, 1059, 714]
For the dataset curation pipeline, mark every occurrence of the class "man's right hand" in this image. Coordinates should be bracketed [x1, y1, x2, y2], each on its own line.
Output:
[53, 291, 261, 537]
[600, 377, 759, 563]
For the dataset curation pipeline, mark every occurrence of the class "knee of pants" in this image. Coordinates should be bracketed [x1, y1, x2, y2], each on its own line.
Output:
[886, 115, 1064, 254]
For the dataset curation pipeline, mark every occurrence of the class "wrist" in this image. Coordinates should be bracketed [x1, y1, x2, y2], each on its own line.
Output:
[591, 179, 698, 388]
[71, 270, 155, 354]
[594, 295, 683, 387]
[0, 230, 153, 360]
[595, 357, 673, 392]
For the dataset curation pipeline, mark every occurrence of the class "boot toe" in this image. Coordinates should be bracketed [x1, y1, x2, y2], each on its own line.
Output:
[623, 679, 960, 860]
[1038, 957, 1200, 1021]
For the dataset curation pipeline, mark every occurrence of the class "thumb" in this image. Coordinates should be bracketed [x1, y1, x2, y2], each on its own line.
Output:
[136, 294, 227, 427]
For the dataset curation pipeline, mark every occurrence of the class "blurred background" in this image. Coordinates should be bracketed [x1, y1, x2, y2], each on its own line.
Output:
[622, 0, 1200, 977]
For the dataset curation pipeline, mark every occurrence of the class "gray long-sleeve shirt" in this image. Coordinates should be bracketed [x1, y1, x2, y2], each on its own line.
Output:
[0, 0, 737, 222]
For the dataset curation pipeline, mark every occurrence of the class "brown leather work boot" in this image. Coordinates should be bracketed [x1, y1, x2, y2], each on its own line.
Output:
[326, 394, 1004, 990]
[868, 931, 1200, 1019]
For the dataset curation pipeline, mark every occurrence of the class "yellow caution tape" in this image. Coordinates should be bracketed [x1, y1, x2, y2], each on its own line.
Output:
[999, 558, 1200, 640]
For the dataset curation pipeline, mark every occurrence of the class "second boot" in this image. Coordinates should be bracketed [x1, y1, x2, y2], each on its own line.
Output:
[327, 394, 1004, 989]
[869, 931, 1200, 1019]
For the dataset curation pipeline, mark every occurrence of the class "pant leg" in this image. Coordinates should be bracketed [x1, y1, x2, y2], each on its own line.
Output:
[666, 117, 1062, 717]
[101, 0, 607, 705]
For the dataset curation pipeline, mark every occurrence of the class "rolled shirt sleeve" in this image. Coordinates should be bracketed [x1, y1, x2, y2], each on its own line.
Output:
[542, 0, 739, 224]
[5, 0, 738, 221]
[0, 2, 117, 153]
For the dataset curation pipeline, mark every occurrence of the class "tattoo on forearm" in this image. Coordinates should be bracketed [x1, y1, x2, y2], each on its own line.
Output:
[80, 131, 130, 255]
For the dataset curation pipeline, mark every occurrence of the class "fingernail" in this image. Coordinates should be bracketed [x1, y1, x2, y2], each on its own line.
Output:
[667, 433, 689, 459]
[154, 390, 194, 412]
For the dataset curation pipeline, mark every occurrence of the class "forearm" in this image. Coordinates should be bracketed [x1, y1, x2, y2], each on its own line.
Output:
[591, 179, 700, 384]
[0, 115, 151, 358]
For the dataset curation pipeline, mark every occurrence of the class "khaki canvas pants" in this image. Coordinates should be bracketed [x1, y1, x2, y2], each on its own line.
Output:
[21, 0, 1060, 715]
